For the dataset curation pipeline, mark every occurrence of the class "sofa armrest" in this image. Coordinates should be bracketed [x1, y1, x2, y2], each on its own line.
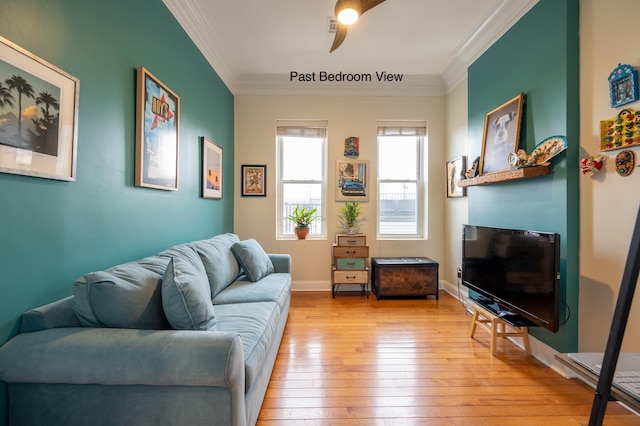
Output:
[0, 328, 244, 388]
[269, 254, 291, 274]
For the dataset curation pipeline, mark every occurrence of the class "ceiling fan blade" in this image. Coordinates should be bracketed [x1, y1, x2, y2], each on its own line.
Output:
[360, 0, 386, 14]
[330, 23, 348, 53]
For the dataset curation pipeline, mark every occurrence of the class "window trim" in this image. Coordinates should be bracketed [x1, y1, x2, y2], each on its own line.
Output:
[276, 120, 328, 240]
[376, 121, 427, 240]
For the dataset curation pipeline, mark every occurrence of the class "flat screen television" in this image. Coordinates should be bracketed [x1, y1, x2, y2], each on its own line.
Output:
[462, 224, 561, 332]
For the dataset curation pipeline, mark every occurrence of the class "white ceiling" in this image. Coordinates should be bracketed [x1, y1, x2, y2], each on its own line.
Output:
[164, 0, 538, 96]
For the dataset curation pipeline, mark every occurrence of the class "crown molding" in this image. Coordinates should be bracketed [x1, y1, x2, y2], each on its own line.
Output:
[166, 0, 539, 97]
[163, 0, 238, 92]
[442, 0, 539, 93]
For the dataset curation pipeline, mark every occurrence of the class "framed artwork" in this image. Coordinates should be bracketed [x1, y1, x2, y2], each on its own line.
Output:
[241, 164, 266, 197]
[609, 64, 639, 108]
[336, 160, 369, 202]
[135, 66, 180, 190]
[479, 92, 524, 175]
[0, 36, 79, 181]
[344, 136, 359, 158]
[446, 156, 466, 198]
[202, 137, 222, 199]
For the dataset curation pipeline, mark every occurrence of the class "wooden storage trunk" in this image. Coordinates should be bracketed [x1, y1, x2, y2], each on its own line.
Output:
[371, 257, 439, 300]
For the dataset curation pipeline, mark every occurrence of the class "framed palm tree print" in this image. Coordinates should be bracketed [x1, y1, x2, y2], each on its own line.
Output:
[0, 36, 79, 181]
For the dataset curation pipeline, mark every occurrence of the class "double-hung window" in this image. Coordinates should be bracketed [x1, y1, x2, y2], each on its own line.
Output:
[377, 121, 427, 238]
[277, 120, 328, 239]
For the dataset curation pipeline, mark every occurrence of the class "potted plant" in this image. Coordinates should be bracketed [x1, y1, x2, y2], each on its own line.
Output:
[288, 205, 317, 239]
[339, 201, 361, 234]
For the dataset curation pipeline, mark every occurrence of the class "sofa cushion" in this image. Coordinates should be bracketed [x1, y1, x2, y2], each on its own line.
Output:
[214, 301, 280, 392]
[169, 234, 241, 298]
[162, 252, 217, 331]
[212, 273, 291, 313]
[231, 239, 274, 282]
[72, 257, 170, 329]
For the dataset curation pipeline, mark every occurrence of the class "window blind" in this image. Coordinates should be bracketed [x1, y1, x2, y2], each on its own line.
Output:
[377, 120, 427, 136]
[276, 120, 328, 138]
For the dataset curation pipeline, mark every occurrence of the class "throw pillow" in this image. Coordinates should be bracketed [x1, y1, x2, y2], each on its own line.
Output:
[72, 258, 170, 329]
[231, 239, 274, 282]
[161, 251, 217, 331]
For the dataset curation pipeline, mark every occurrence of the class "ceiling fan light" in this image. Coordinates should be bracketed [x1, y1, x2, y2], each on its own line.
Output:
[337, 8, 359, 25]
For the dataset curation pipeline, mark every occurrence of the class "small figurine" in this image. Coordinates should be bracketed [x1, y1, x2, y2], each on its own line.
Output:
[466, 156, 480, 178]
[580, 153, 606, 174]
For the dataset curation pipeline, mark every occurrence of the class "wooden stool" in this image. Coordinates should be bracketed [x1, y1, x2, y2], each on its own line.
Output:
[469, 302, 531, 356]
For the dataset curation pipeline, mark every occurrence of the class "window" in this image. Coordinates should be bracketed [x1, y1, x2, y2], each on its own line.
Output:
[377, 121, 427, 238]
[277, 120, 328, 239]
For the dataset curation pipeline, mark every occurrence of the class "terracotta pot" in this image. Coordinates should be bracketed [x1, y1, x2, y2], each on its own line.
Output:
[295, 227, 309, 240]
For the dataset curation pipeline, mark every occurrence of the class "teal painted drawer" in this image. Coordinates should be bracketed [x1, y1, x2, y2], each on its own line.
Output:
[336, 258, 366, 270]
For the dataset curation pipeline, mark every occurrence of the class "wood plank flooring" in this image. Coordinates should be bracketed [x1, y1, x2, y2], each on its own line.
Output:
[257, 291, 640, 425]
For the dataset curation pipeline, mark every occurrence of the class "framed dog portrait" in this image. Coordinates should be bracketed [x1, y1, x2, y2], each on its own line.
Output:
[479, 93, 524, 175]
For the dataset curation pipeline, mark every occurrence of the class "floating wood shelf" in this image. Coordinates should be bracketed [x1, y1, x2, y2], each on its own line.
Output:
[458, 165, 550, 188]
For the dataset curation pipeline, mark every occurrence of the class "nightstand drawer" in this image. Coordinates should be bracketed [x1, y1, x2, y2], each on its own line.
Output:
[336, 258, 366, 270]
[336, 234, 367, 246]
[333, 269, 369, 284]
[332, 246, 369, 258]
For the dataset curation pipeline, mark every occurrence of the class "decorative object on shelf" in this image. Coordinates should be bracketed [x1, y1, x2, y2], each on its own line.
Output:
[136, 67, 180, 190]
[287, 205, 317, 239]
[0, 36, 79, 181]
[615, 150, 635, 176]
[530, 135, 568, 164]
[344, 136, 359, 158]
[446, 156, 466, 198]
[507, 149, 537, 168]
[609, 63, 639, 108]
[600, 108, 640, 151]
[336, 160, 369, 201]
[241, 164, 266, 197]
[480, 93, 525, 175]
[339, 201, 361, 234]
[580, 153, 606, 175]
[202, 137, 222, 199]
[465, 156, 480, 179]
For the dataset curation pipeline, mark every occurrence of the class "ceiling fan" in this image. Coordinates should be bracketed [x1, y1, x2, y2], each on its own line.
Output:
[330, 0, 387, 52]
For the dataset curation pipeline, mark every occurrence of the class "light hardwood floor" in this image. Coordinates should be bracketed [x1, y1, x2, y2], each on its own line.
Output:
[257, 291, 640, 425]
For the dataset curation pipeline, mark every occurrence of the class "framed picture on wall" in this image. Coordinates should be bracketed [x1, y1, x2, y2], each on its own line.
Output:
[202, 137, 222, 199]
[241, 164, 266, 197]
[446, 156, 466, 198]
[135, 66, 180, 190]
[336, 160, 369, 202]
[479, 92, 524, 175]
[0, 36, 79, 181]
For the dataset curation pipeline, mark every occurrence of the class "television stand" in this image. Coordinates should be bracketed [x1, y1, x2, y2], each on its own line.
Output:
[469, 299, 531, 356]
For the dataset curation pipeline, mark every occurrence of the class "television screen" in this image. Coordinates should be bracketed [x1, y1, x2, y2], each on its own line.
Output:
[462, 224, 561, 332]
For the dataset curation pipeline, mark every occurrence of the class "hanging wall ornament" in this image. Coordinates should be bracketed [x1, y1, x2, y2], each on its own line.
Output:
[615, 150, 635, 176]
[580, 153, 606, 175]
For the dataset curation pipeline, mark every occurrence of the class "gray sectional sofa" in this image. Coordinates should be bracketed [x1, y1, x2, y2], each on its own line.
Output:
[0, 233, 291, 426]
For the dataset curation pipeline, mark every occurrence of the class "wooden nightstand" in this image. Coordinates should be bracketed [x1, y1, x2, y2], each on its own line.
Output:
[331, 234, 369, 298]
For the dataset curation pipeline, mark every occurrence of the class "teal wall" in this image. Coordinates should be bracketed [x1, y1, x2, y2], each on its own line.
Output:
[467, 0, 580, 352]
[0, 1, 234, 422]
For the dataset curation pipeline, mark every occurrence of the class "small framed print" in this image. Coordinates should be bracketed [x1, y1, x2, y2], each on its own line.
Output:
[446, 156, 466, 198]
[202, 137, 222, 199]
[609, 64, 639, 108]
[336, 160, 369, 202]
[241, 164, 266, 197]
